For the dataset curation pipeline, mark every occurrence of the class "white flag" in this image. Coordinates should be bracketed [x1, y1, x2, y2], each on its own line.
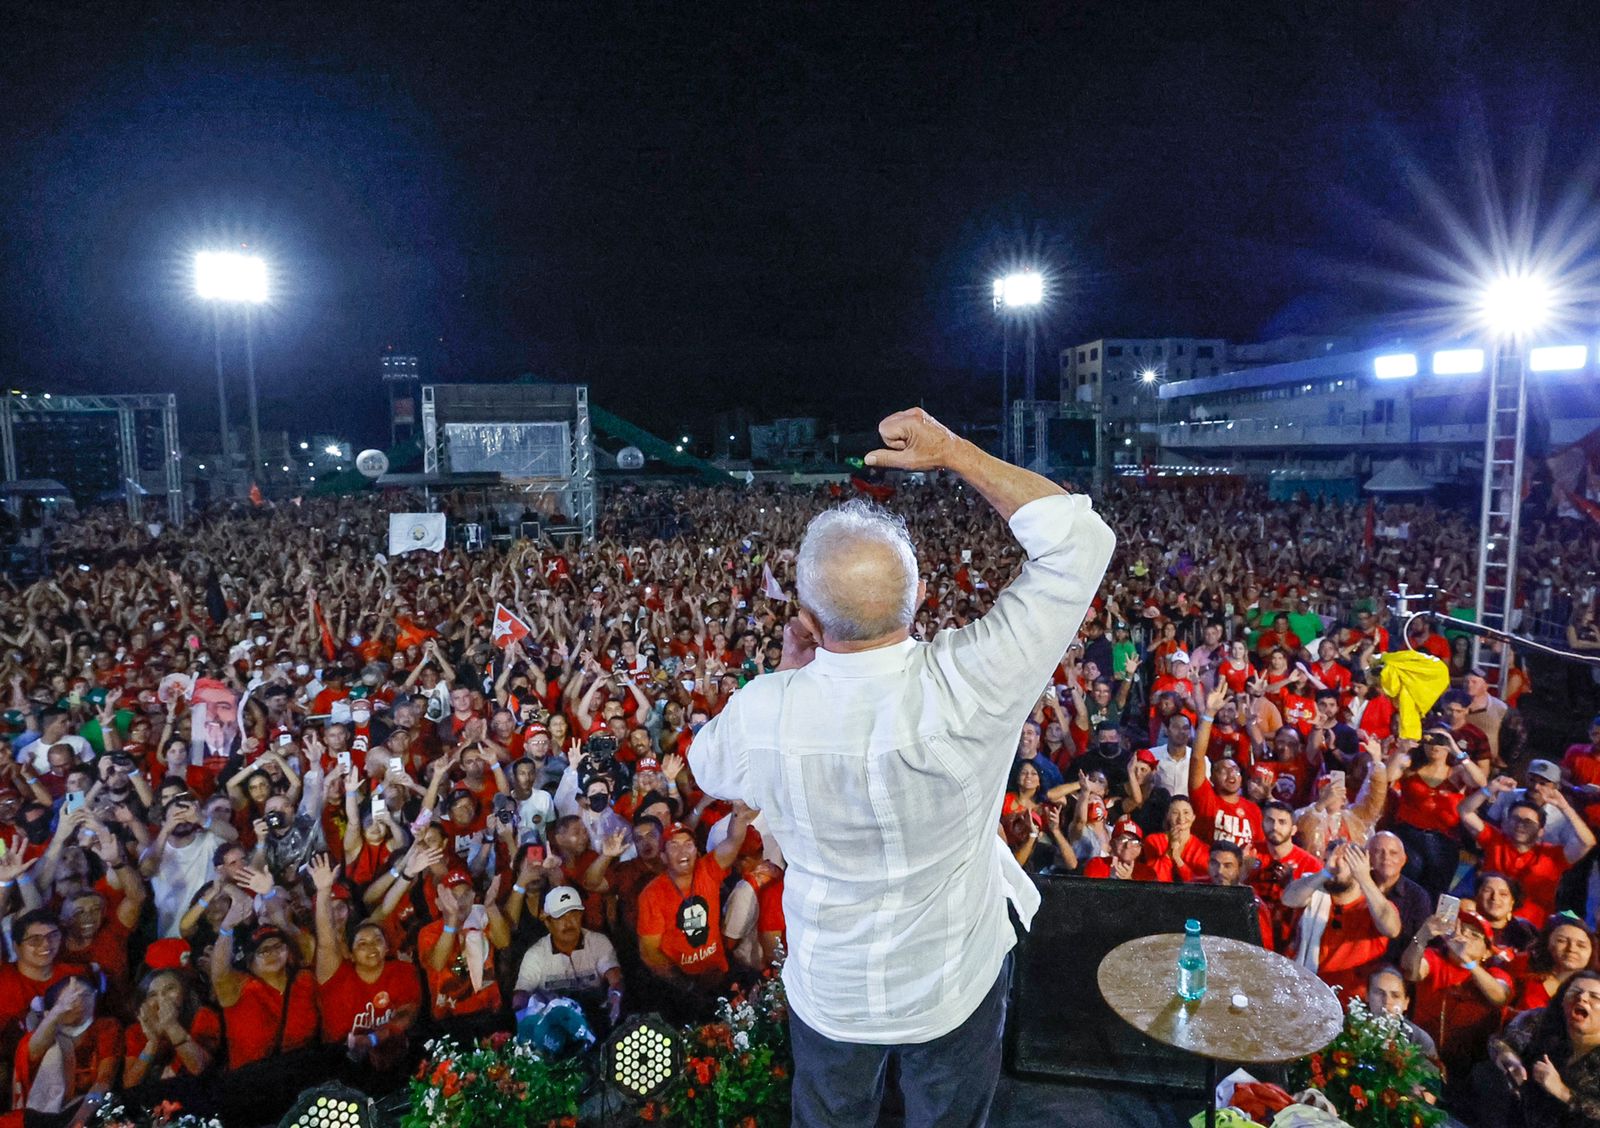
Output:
[762, 562, 787, 602]
[388, 512, 447, 555]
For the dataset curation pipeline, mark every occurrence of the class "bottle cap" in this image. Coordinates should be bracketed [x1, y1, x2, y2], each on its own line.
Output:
[1185, 918, 1200, 933]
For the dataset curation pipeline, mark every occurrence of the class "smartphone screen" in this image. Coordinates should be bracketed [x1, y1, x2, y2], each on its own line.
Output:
[1436, 893, 1461, 930]
[527, 844, 546, 864]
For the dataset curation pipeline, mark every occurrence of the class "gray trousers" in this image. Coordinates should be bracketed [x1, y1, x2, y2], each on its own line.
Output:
[789, 954, 1012, 1127]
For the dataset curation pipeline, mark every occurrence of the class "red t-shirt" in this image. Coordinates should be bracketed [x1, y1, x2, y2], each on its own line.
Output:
[1139, 834, 1211, 883]
[1278, 693, 1316, 737]
[1082, 857, 1142, 880]
[0, 964, 71, 1044]
[416, 919, 502, 1020]
[222, 972, 320, 1069]
[125, 1006, 222, 1077]
[1310, 661, 1353, 699]
[1562, 744, 1600, 828]
[638, 854, 731, 979]
[1219, 660, 1256, 695]
[1412, 948, 1513, 1067]
[1477, 825, 1570, 925]
[1189, 780, 1264, 852]
[1249, 844, 1323, 951]
[1393, 775, 1465, 834]
[1303, 894, 1391, 1000]
[318, 960, 422, 1044]
[1355, 694, 1395, 741]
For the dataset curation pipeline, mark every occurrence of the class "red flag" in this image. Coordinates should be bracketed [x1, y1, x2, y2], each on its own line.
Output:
[313, 597, 337, 662]
[491, 603, 532, 649]
[850, 476, 895, 502]
[249, 482, 264, 507]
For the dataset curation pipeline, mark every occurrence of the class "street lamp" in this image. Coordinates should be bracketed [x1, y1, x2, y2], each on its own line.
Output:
[992, 271, 1044, 464]
[195, 251, 268, 495]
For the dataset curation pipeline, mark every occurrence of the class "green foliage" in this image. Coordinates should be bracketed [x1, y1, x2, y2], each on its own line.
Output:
[1287, 999, 1446, 1128]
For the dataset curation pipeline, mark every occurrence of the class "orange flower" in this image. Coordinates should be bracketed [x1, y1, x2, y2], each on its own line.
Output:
[1382, 1089, 1400, 1109]
[1349, 1084, 1368, 1112]
[772, 1064, 787, 1079]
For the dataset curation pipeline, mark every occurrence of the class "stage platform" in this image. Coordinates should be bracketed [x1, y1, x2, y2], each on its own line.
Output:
[990, 1075, 1190, 1126]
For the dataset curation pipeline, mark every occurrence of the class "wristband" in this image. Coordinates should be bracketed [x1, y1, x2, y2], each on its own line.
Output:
[262, 888, 279, 900]
[1200, 714, 1215, 724]
[17, 873, 32, 885]
[196, 898, 209, 910]
[0, 881, 12, 890]
[443, 925, 458, 935]
[512, 884, 527, 896]
[1461, 959, 1479, 970]
[368, 1033, 379, 1048]
[218, 928, 234, 938]
[137, 1050, 157, 1063]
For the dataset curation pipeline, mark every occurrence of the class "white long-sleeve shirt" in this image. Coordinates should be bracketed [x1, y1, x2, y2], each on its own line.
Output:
[689, 493, 1114, 1044]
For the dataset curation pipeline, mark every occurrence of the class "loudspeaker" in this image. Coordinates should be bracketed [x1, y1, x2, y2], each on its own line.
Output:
[1005, 877, 1262, 1093]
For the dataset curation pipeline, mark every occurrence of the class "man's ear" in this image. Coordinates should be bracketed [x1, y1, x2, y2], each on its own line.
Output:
[796, 605, 825, 647]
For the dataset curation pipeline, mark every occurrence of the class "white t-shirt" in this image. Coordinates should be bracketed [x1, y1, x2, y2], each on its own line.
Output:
[152, 829, 223, 937]
[516, 790, 556, 845]
[1148, 743, 1192, 799]
[24, 735, 92, 775]
[514, 929, 619, 996]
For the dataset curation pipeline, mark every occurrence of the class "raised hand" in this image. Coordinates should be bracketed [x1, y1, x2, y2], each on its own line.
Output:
[863, 408, 961, 472]
[307, 852, 338, 892]
[601, 829, 628, 859]
[661, 752, 684, 780]
[236, 865, 276, 898]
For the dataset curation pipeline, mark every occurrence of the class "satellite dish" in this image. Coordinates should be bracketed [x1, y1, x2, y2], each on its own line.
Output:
[355, 449, 390, 479]
[616, 446, 645, 471]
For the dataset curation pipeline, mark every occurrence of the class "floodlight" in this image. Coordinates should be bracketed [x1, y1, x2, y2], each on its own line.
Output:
[602, 1013, 684, 1103]
[1373, 353, 1418, 379]
[993, 272, 1044, 309]
[1530, 345, 1587, 372]
[1480, 271, 1552, 337]
[194, 251, 268, 303]
[299, 441, 309, 450]
[323, 444, 342, 456]
[1139, 368, 1158, 384]
[1431, 348, 1484, 375]
[276, 1083, 376, 1128]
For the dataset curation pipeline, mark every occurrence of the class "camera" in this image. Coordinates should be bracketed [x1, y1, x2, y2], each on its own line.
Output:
[264, 810, 289, 832]
[585, 734, 619, 760]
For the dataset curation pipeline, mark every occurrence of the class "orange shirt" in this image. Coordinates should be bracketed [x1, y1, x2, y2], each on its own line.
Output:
[638, 854, 731, 979]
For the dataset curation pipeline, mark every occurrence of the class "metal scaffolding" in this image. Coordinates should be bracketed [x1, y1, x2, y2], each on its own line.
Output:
[1472, 345, 1527, 694]
[0, 393, 183, 525]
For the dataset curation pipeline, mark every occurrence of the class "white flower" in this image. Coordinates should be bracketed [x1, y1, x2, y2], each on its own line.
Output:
[733, 1031, 750, 1052]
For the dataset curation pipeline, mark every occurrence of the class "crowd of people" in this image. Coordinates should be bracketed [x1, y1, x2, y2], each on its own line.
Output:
[0, 475, 1591, 1126]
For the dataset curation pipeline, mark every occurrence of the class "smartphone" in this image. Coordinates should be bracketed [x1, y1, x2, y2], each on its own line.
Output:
[277, 732, 293, 747]
[961, 549, 972, 563]
[1436, 893, 1461, 930]
[337, 751, 352, 773]
[1328, 770, 1345, 790]
[410, 808, 433, 834]
[77, 564, 91, 573]
[526, 844, 546, 864]
[387, 759, 404, 778]
[63, 791, 86, 816]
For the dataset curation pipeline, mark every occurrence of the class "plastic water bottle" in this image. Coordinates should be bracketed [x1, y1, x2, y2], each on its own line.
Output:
[1177, 918, 1207, 1001]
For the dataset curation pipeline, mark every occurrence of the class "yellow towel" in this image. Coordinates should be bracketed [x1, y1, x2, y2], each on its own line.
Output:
[1377, 650, 1451, 740]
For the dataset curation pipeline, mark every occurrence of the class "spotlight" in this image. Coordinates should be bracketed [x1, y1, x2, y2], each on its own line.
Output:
[276, 1083, 377, 1128]
[1373, 353, 1418, 379]
[1480, 271, 1552, 338]
[1530, 345, 1587, 372]
[602, 1013, 684, 1103]
[993, 272, 1044, 309]
[1431, 348, 1484, 375]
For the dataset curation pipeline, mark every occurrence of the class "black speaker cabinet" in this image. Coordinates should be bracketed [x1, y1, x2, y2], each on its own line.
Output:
[1005, 877, 1262, 1093]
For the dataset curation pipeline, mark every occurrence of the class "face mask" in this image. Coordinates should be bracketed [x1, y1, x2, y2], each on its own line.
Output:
[587, 793, 610, 813]
[1096, 741, 1120, 757]
[352, 711, 371, 725]
[681, 679, 695, 692]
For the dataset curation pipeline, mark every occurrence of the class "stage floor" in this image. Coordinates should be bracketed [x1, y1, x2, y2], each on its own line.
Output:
[989, 1075, 1191, 1127]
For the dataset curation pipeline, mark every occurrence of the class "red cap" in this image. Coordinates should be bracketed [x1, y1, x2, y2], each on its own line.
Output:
[143, 938, 192, 971]
[664, 822, 696, 843]
[1457, 910, 1494, 940]
[1134, 748, 1159, 767]
[1250, 764, 1277, 784]
[441, 869, 474, 890]
[1111, 817, 1143, 841]
[636, 757, 661, 773]
[524, 722, 549, 737]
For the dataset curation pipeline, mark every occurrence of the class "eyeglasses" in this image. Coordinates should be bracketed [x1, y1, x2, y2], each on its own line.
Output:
[20, 931, 60, 947]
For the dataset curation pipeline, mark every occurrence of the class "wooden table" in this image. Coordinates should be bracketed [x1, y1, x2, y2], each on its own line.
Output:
[1098, 933, 1344, 1128]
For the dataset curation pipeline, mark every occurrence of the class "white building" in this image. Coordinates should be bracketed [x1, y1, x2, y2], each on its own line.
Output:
[1060, 337, 1227, 463]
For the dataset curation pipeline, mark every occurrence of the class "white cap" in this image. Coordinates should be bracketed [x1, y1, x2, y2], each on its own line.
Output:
[543, 885, 584, 918]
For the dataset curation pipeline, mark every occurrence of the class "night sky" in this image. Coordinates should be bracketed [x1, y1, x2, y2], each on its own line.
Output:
[2, 1, 1598, 445]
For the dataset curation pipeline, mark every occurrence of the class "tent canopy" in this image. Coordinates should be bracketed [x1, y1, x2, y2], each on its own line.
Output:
[1364, 459, 1432, 493]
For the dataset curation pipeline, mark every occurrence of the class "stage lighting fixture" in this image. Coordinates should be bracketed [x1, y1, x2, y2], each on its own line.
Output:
[1480, 271, 1552, 337]
[1530, 344, 1587, 371]
[1373, 353, 1417, 379]
[993, 272, 1044, 309]
[602, 1013, 684, 1103]
[276, 1084, 376, 1128]
[1431, 348, 1484, 375]
[194, 251, 268, 304]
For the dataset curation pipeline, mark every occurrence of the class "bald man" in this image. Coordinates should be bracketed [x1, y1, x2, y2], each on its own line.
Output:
[690, 408, 1115, 1127]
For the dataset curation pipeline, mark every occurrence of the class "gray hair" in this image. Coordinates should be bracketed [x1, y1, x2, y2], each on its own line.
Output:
[795, 500, 918, 642]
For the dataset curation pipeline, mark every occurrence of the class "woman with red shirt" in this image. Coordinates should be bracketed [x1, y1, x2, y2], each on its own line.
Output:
[1390, 728, 1485, 899]
[121, 969, 220, 1101]
[310, 854, 421, 1078]
[1511, 914, 1597, 1012]
[208, 896, 319, 1071]
[1216, 641, 1257, 696]
[9, 975, 119, 1128]
[1139, 796, 1210, 883]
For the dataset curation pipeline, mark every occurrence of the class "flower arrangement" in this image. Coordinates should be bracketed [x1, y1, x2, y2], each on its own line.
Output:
[641, 969, 793, 1128]
[1287, 998, 1445, 1128]
[402, 1031, 586, 1128]
[93, 1099, 224, 1128]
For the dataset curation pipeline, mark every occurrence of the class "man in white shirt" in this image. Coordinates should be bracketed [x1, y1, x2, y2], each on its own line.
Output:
[689, 408, 1114, 1127]
[138, 795, 225, 936]
[1147, 714, 1195, 799]
[512, 886, 623, 1026]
